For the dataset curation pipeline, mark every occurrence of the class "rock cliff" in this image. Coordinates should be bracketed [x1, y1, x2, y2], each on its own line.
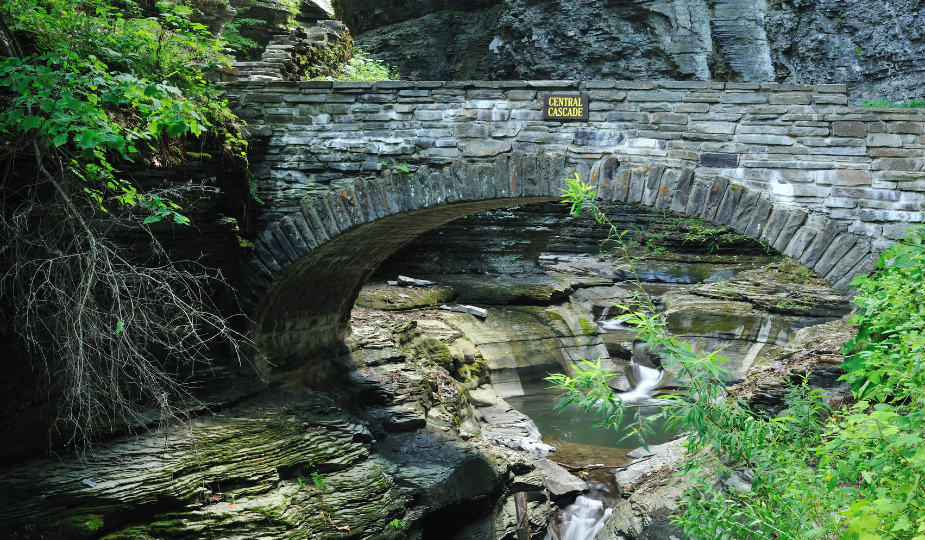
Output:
[339, 0, 925, 103]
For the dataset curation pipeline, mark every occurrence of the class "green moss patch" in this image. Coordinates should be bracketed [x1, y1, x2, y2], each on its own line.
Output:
[356, 282, 457, 310]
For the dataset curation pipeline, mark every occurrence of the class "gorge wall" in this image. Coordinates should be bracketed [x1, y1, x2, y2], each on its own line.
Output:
[334, 0, 925, 104]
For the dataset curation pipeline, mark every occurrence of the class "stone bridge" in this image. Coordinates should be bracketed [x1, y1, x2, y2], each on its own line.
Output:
[222, 80, 925, 363]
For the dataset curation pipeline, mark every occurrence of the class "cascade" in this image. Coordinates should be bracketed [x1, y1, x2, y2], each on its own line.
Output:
[549, 492, 614, 540]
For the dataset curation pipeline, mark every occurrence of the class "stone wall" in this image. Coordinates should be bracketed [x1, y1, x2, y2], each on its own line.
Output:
[221, 79, 925, 361]
[226, 79, 925, 241]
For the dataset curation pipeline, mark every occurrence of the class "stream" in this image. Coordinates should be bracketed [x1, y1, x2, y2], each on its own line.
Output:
[501, 254, 842, 540]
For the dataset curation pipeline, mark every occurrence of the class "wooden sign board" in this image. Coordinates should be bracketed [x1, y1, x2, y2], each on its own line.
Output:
[543, 93, 590, 121]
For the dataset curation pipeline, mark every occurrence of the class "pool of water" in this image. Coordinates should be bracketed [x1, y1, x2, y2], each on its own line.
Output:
[505, 392, 677, 457]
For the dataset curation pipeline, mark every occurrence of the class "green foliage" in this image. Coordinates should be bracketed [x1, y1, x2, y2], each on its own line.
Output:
[0, 0, 249, 444]
[562, 171, 600, 219]
[861, 98, 925, 109]
[777, 257, 816, 283]
[841, 225, 925, 403]
[1, 0, 244, 221]
[388, 519, 406, 530]
[314, 48, 398, 82]
[248, 174, 265, 205]
[677, 215, 766, 253]
[222, 18, 266, 58]
[382, 160, 410, 173]
[311, 471, 326, 491]
[553, 176, 925, 539]
[578, 318, 597, 336]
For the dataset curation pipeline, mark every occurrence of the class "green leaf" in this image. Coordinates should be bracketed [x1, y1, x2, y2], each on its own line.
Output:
[73, 130, 100, 150]
[20, 115, 42, 131]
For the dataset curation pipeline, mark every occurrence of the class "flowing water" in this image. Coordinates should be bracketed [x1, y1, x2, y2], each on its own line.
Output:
[547, 493, 615, 540]
[509, 348, 671, 540]
[507, 256, 837, 540]
[618, 360, 666, 405]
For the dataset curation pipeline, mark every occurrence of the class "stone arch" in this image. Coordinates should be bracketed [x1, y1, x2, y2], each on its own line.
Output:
[246, 152, 877, 364]
[586, 155, 878, 293]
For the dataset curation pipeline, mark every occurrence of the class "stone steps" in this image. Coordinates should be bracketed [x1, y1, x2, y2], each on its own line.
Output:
[226, 20, 348, 82]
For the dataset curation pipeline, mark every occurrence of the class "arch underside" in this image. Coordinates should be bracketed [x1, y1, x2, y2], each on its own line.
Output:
[246, 154, 879, 364]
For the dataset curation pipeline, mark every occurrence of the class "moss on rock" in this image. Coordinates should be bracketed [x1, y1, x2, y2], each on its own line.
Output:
[357, 283, 458, 311]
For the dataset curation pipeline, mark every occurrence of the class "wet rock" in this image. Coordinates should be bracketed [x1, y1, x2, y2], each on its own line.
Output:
[398, 275, 435, 286]
[439, 305, 617, 398]
[532, 458, 590, 502]
[615, 438, 689, 497]
[571, 284, 635, 311]
[378, 429, 501, 511]
[730, 316, 855, 416]
[347, 0, 925, 101]
[469, 386, 502, 408]
[691, 265, 850, 317]
[333, 0, 497, 34]
[451, 445, 555, 540]
[376, 204, 567, 279]
[427, 273, 573, 305]
[411, 318, 490, 388]
[443, 304, 490, 318]
[661, 285, 843, 381]
[356, 282, 457, 310]
[0, 389, 416, 540]
[596, 438, 706, 540]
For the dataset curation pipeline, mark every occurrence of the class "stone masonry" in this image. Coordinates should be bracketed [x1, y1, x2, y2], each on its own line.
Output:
[220, 79, 925, 363]
[231, 20, 351, 82]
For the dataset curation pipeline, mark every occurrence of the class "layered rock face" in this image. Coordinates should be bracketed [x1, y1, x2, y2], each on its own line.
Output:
[340, 0, 925, 102]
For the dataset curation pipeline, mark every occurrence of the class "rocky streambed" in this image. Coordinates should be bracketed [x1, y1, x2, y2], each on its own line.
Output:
[347, 245, 852, 540]
[0, 203, 856, 540]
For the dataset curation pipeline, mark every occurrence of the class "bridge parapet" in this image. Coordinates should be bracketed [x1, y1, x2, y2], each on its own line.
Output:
[225, 80, 925, 237]
[220, 80, 925, 361]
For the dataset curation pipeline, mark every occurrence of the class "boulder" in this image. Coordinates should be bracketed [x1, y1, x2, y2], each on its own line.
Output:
[532, 458, 590, 502]
[615, 437, 689, 496]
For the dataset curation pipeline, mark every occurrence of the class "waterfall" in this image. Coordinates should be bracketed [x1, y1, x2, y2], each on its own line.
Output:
[551, 494, 613, 540]
[618, 360, 665, 405]
[596, 309, 666, 404]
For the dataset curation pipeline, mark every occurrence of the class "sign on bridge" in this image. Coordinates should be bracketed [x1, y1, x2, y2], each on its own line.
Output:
[542, 93, 590, 121]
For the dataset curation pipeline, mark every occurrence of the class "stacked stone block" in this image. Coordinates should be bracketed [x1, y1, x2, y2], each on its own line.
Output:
[220, 79, 925, 360]
[231, 20, 350, 82]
